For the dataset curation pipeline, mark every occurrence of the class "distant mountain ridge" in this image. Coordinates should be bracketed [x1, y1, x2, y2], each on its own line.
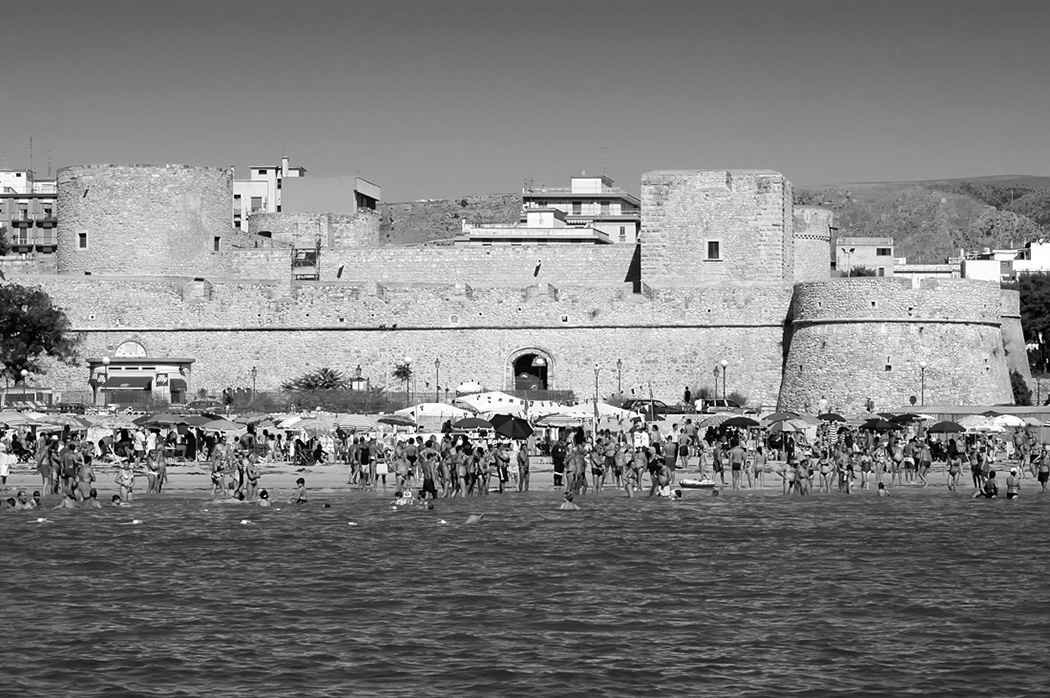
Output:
[794, 175, 1050, 264]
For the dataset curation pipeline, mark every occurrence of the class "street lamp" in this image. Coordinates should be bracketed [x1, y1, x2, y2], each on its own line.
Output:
[616, 359, 623, 399]
[720, 359, 728, 400]
[919, 361, 928, 406]
[434, 357, 441, 403]
[20, 368, 29, 402]
[101, 356, 110, 407]
[404, 356, 414, 407]
[593, 363, 600, 432]
[250, 365, 258, 397]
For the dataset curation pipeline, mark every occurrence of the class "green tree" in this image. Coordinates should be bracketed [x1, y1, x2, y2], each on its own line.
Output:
[1011, 369, 1033, 406]
[0, 282, 79, 381]
[849, 266, 878, 277]
[0, 226, 10, 256]
[1014, 273, 1050, 352]
[392, 361, 413, 401]
[281, 367, 349, 391]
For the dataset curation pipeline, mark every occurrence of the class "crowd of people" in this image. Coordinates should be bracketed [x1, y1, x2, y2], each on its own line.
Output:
[3, 413, 1048, 510]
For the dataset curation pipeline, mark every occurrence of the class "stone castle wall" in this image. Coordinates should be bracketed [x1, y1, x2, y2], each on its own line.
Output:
[793, 206, 833, 282]
[56, 164, 234, 276]
[999, 288, 1032, 386]
[780, 278, 1013, 412]
[247, 211, 380, 249]
[640, 170, 794, 283]
[26, 274, 793, 407]
[319, 244, 637, 285]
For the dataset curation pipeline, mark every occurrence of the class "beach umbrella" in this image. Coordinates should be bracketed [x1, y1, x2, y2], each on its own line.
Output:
[201, 418, 247, 432]
[334, 414, 380, 431]
[452, 416, 494, 430]
[1024, 416, 1046, 428]
[145, 412, 185, 426]
[0, 411, 38, 427]
[37, 413, 91, 429]
[927, 420, 965, 434]
[699, 414, 735, 429]
[533, 413, 584, 428]
[395, 402, 471, 420]
[132, 414, 153, 426]
[860, 418, 898, 432]
[992, 414, 1026, 428]
[769, 419, 806, 433]
[491, 414, 534, 440]
[890, 413, 925, 424]
[817, 412, 846, 423]
[378, 414, 416, 427]
[178, 414, 213, 427]
[720, 416, 760, 429]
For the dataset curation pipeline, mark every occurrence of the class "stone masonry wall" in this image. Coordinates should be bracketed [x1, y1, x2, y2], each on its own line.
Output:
[320, 244, 636, 285]
[793, 206, 833, 282]
[26, 274, 794, 408]
[780, 277, 1012, 412]
[640, 170, 792, 283]
[247, 211, 380, 249]
[1000, 288, 1032, 388]
[56, 164, 234, 276]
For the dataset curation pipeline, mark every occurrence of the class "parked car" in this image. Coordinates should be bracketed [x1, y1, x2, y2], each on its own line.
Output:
[698, 398, 743, 414]
[621, 399, 673, 416]
[184, 399, 224, 413]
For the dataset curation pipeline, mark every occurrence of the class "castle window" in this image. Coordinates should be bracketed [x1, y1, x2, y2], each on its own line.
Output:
[877, 268, 885, 276]
[77, 232, 88, 249]
[885, 365, 892, 371]
[214, 237, 221, 252]
[704, 240, 722, 261]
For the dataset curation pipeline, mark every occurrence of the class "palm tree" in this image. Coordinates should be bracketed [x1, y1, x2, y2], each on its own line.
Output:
[392, 362, 413, 406]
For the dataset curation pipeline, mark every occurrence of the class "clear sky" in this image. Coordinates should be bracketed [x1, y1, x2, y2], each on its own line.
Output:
[1, 0, 1047, 201]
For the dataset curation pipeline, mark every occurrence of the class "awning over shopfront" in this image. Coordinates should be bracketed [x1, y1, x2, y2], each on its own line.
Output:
[169, 378, 187, 391]
[105, 375, 153, 389]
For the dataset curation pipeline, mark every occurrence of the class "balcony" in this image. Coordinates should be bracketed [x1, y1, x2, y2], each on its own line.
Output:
[11, 216, 34, 229]
[36, 214, 57, 228]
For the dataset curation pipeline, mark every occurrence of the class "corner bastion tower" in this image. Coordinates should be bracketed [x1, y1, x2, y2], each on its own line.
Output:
[13, 163, 1019, 412]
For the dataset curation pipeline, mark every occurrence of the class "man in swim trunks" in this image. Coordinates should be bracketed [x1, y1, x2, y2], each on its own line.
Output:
[728, 441, 746, 490]
[1006, 468, 1021, 499]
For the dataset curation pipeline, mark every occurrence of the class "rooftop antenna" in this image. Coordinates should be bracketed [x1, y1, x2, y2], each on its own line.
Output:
[29, 136, 33, 175]
[48, 150, 52, 178]
[602, 145, 607, 175]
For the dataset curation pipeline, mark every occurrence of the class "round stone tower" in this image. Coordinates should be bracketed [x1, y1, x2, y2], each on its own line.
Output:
[792, 206, 833, 282]
[56, 164, 233, 275]
[780, 277, 1013, 413]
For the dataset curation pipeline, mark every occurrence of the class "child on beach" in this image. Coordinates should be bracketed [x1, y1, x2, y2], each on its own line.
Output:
[289, 477, 308, 504]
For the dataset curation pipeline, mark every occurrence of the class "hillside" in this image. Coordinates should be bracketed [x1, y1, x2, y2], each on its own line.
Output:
[378, 194, 520, 246]
[794, 176, 1050, 263]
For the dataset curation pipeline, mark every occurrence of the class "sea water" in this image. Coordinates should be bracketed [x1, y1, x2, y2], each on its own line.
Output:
[2, 490, 1049, 697]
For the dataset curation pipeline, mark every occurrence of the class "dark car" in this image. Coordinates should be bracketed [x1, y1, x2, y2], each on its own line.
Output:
[185, 399, 224, 413]
[621, 399, 674, 415]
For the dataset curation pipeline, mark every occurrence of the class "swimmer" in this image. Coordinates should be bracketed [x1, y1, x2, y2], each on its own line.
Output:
[673, 489, 683, 499]
[82, 488, 102, 509]
[257, 490, 271, 507]
[14, 491, 31, 510]
[289, 477, 308, 504]
[877, 482, 890, 497]
[111, 494, 130, 507]
[464, 513, 485, 524]
[53, 491, 78, 510]
[559, 493, 580, 511]
[1006, 468, 1021, 499]
[974, 470, 999, 499]
[30, 491, 42, 509]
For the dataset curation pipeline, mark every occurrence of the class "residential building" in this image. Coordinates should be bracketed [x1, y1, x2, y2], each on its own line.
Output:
[454, 207, 611, 246]
[522, 172, 640, 244]
[835, 237, 894, 276]
[0, 169, 58, 256]
[232, 156, 306, 229]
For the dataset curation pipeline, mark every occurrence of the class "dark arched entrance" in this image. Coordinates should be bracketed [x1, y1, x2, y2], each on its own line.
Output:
[513, 353, 549, 391]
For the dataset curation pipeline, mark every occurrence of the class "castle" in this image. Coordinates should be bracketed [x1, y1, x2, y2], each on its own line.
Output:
[7, 163, 1026, 413]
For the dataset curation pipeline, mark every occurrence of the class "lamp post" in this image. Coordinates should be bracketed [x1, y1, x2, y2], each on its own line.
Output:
[250, 366, 258, 398]
[20, 368, 29, 402]
[101, 356, 110, 407]
[616, 358, 623, 399]
[720, 359, 728, 400]
[434, 358, 441, 403]
[404, 356, 413, 407]
[919, 361, 927, 406]
[593, 363, 600, 432]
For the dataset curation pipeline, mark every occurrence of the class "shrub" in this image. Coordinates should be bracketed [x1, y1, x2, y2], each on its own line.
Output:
[1011, 369, 1033, 406]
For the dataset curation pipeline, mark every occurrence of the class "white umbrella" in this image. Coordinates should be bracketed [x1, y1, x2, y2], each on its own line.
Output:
[395, 403, 471, 420]
[992, 414, 1026, 428]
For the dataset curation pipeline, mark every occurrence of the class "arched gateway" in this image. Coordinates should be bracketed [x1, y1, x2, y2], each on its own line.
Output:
[508, 348, 553, 392]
